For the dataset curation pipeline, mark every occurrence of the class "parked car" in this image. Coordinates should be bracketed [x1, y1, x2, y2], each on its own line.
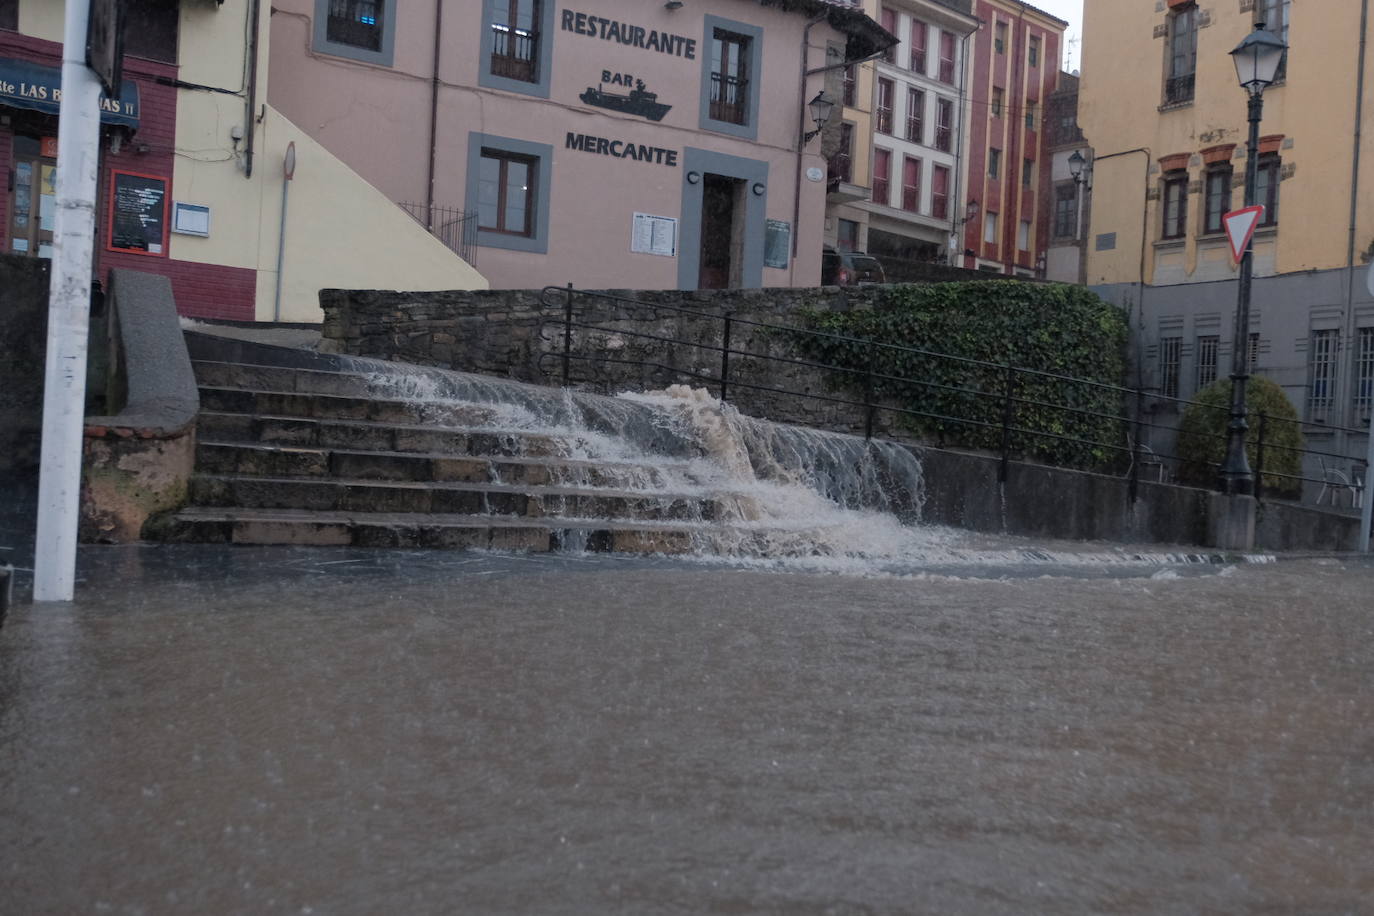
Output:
[821, 248, 886, 286]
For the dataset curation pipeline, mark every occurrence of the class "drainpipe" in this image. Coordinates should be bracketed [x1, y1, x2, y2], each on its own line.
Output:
[1350, 0, 1373, 550]
[426, 0, 443, 231]
[244, 0, 261, 178]
[949, 23, 976, 265]
[790, 13, 829, 275]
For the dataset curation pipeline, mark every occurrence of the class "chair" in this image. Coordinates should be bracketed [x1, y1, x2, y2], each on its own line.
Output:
[1128, 441, 1166, 483]
[1353, 464, 1367, 510]
[1316, 456, 1359, 508]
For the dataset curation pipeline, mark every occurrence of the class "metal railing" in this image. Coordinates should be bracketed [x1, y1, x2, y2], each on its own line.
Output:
[398, 203, 478, 267]
[536, 286, 1371, 509]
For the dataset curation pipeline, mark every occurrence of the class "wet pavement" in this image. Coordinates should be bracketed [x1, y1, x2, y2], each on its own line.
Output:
[2, 544, 1373, 914]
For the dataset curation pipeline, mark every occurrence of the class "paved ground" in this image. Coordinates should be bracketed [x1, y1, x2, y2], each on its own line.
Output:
[2, 543, 1372, 915]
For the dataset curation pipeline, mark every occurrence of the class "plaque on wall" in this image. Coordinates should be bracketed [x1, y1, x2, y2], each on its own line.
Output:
[764, 219, 791, 269]
[107, 170, 168, 256]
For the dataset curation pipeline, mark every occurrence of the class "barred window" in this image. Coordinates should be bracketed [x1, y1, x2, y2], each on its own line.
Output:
[1249, 332, 1261, 374]
[490, 0, 541, 82]
[877, 78, 895, 134]
[935, 98, 953, 151]
[1196, 335, 1219, 390]
[906, 88, 924, 143]
[1166, 6, 1197, 104]
[1308, 329, 1338, 422]
[1355, 328, 1374, 421]
[1160, 336, 1182, 400]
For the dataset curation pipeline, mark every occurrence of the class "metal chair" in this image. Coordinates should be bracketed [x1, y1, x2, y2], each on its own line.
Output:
[1316, 456, 1359, 508]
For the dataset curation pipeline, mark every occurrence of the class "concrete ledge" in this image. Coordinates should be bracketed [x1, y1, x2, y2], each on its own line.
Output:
[80, 270, 200, 543]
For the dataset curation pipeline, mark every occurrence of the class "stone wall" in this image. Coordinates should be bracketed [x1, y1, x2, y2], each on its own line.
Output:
[320, 285, 903, 439]
[0, 255, 50, 475]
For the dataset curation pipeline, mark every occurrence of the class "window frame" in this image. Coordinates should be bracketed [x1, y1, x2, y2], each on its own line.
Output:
[1053, 182, 1077, 239]
[1161, 171, 1188, 240]
[910, 21, 928, 74]
[905, 87, 924, 144]
[1017, 219, 1031, 252]
[931, 164, 950, 220]
[699, 16, 763, 140]
[881, 8, 898, 64]
[992, 87, 1004, 118]
[873, 147, 892, 207]
[1354, 326, 1374, 422]
[1203, 164, 1232, 236]
[1256, 153, 1281, 227]
[830, 122, 855, 184]
[902, 155, 922, 213]
[938, 32, 957, 83]
[479, 0, 554, 96]
[1307, 328, 1339, 422]
[988, 147, 1001, 179]
[1165, 6, 1197, 105]
[935, 97, 953, 152]
[1022, 157, 1035, 188]
[994, 21, 1007, 55]
[1029, 35, 1040, 68]
[984, 211, 1000, 246]
[0, 0, 16, 31]
[876, 78, 895, 135]
[1160, 336, 1182, 400]
[1196, 334, 1219, 390]
[314, 0, 397, 68]
[465, 133, 552, 254]
[842, 65, 856, 107]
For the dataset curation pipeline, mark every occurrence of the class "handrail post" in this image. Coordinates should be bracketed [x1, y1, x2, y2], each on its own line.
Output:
[863, 341, 877, 441]
[561, 282, 573, 388]
[1254, 411, 1267, 502]
[720, 313, 732, 403]
[998, 364, 1015, 484]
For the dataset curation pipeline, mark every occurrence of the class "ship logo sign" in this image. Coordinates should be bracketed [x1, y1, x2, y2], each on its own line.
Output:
[579, 76, 671, 122]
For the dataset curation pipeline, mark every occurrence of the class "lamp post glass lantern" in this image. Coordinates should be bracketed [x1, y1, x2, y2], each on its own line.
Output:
[1218, 22, 1288, 495]
[803, 91, 833, 143]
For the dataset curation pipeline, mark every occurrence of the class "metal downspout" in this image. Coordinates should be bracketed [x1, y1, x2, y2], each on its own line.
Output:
[790, 14, 828, 279]
[426, 0, 443, 231]
[1349, 0, 1373, 550]
[244, 0, 261, 178]
[950, 25, 974, 265]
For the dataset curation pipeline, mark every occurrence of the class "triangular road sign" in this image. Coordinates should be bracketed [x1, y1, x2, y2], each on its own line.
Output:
[1223, 205, 1265, 263]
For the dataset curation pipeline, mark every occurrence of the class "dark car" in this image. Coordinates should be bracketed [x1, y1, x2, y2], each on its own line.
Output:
[821, 248, 886, 286]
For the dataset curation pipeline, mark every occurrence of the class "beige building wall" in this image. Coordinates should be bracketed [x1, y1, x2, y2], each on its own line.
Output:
[1080, 1, 1374, 287]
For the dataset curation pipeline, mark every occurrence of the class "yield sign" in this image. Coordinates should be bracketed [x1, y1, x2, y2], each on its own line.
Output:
[1223, 205, 1265, 263]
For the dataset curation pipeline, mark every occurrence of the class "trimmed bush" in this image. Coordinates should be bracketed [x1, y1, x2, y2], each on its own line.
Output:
[1175, 376, 1304, 495]
[796, 281, 1129, 470]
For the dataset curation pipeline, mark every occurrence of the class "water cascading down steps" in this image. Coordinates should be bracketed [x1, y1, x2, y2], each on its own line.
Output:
[149, 356, 926, 563]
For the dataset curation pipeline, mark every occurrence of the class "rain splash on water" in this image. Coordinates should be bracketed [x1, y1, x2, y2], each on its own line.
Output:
[342, 356, 1259, 574]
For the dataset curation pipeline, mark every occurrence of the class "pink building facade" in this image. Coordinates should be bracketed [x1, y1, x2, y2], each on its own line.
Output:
[960, 0, 1064, 276]
[268, 0, 891, 290]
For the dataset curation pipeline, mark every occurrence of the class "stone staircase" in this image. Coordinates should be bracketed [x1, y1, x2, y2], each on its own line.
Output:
[149, 359, 750, 555]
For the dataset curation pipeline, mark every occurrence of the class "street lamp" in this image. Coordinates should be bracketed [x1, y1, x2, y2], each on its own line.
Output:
[802, 91, 834, 144]
[1067, 150, 1091, 188]
[1218, 21, 1288, 496]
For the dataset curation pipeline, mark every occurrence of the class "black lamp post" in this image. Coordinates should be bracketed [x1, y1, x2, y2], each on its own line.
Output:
[1218, 21, 1288, 495]
[802, 91, 834, 144]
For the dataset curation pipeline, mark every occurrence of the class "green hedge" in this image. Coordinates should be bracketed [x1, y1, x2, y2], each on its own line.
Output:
[796, 281, 1129, 470]
[1175, 376, 1304, 495]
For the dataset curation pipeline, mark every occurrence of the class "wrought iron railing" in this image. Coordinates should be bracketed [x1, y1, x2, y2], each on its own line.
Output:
[1165, 73, 1195, 105]
[399, 203, 478, 267]
[535, 285, 1371, 509]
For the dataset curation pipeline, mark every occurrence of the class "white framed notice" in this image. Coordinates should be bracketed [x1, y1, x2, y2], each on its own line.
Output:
[631, 212, 677, 257]
[172, 201, 211, 237]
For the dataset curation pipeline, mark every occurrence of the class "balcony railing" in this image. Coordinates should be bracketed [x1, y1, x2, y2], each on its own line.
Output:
[1164, 73, 1195, 105]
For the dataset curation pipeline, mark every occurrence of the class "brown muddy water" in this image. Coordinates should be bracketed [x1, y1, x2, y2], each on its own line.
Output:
[1, 545, 1372, 915]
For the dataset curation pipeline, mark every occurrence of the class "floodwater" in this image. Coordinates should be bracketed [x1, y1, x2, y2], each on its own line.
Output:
[2, 545, 1372, 914]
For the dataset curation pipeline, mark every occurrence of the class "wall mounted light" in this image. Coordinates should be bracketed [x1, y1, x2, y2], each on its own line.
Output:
[802, 91, 834, 144]
[1067, 150, 1093, 190]
[752, 182, 766, 196]
[686, 171, 701, 184]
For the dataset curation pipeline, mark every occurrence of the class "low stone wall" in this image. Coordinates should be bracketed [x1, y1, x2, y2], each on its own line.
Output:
[320, 285, 904, 439]
[81, 270, 200, 543]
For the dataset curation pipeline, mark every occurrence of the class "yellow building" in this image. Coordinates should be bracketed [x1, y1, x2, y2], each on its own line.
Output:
[1, 1, 484, 322]
[1079, 0, 1374, 469]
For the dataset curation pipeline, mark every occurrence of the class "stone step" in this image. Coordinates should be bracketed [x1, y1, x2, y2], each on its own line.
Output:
[197, 385, 501, 428]
[188, 474, 723, 522]
[195, 441, 686, 490]
[196, 412, 569, 458]
[193, 360, 378, 398]
[148, 506, 713, 554]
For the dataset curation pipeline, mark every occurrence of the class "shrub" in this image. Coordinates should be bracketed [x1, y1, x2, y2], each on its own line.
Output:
[1175, 376, 1304, 495]
[796, 281, 1129, 470]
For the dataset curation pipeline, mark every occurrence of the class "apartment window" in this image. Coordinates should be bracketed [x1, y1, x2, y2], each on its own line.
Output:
[830, 122, 854, 184]
[481, 0, 551, 94]
[1, 0, 17, 31]
[1025, 101, 1036, 132]
[881, 8, 898, 64]
[710, 30, 751, 125]
[984, 211, 999, 245]
[939, 32, 956, 83]
[877, 78, 895, 134]
[988, 148, 1001, 179]
[911, 21, 928, 74]
[1204, 165, 1232, 235]
[1196, 335, 1220, 389]
[126, 0, 181, 64]
[1160, 336, 1182, 400]
[315, 0, 395, 66]
[1355, 327, 1374, 421]
[1029, 35, 1041, 67]
[992, 87, 1004, 118]
[837, 219, 860, 252]
[873, 148, 892, 206]
[932, 165, 950, 220]
[902, 156, 922, 212]
[1022, 157, 1035, 188]
[467, 134, 551, 253]
[935, 98, 953, 151]
[1256, 153, 1281, 227]
[905, 88, 925, 143]
[1017, 219, 1031, 252]
[995, 21, 1007, 54]
[1166, 6, 1197, 104]
[842, 66, 856, 107]
[1161, 171, 1188, 240]
[1308, 329, 1339, 422]
[1258, 0, 1290, 80]
[1053, 183, 1077, 238]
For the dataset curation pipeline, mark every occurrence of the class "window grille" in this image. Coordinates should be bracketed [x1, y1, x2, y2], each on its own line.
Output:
[1159, 337, 1182, 399]
[1308, 329, 1338, 422]
[877, 79, 894, 134]
[490, 0, 540, 82]
[709, 30, 751, 125]
[1249, 332, 1261, 374]
[935, 98, 953, 151]
[1355, 328, 1374, 421]
[1196, 335, 1219, 389]
[906, 88, 924, 143]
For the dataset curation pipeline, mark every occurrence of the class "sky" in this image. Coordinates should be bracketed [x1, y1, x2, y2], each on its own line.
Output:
[1030, 0, 1085, 73]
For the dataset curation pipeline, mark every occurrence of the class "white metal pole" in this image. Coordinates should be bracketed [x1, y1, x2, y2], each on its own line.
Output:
[33, 0, 102, 602]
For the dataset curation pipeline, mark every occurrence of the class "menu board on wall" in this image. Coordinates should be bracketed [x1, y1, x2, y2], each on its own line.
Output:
[107, 170, 168, 256]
